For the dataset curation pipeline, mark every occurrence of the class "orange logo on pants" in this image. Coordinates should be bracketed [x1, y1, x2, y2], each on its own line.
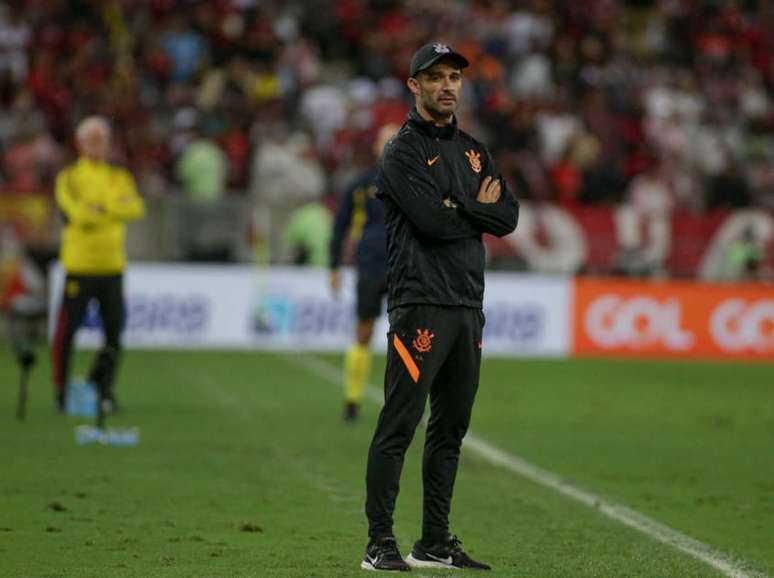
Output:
[412, 329, 435, 353]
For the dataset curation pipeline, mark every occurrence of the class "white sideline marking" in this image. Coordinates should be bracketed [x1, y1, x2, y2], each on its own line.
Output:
[286, 353, 769, 578]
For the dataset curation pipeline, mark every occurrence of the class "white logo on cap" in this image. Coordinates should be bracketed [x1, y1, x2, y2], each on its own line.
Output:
[433, 43, 451, 54]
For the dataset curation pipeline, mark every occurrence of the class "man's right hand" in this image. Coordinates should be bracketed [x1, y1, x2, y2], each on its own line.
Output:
[329, 270, 341, 296]
[476, 176, 501, 204]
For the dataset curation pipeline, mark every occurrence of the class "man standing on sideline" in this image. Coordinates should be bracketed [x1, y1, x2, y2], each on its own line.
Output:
[361, 44, 519, 572]
[329, 123, 398, 423]
[52, 116, 145, 415]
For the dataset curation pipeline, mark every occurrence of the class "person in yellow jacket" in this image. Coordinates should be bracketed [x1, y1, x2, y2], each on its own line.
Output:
[51, 116, 145, 413]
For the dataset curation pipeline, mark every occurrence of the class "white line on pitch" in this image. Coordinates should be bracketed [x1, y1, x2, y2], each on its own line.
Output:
[286, 353, 769, 578]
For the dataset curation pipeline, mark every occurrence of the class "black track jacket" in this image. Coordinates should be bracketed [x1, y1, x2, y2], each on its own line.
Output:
[375, 108, 519, 311]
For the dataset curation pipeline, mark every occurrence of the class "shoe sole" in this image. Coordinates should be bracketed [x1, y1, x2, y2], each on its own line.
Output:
[404, 553, 459, 569]
[360, 560, 410, 572]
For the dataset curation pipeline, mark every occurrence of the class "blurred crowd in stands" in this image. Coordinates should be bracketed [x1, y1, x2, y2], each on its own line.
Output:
[0, 0, 772, 277]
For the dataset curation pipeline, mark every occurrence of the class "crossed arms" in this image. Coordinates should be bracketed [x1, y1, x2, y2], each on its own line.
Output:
[56, 168, 146, 227]
[377, 143, 519, 240]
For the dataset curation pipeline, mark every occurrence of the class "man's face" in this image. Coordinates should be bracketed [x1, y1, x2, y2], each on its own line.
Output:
[411, 61, 462, 120]
[79, 127, 110, 161]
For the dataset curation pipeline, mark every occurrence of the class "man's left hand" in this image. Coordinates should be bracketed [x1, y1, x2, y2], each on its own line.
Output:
[476, 176, 501, 204]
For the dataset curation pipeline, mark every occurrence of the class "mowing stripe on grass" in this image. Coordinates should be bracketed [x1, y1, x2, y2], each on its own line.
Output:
[286, 353, 769, 578]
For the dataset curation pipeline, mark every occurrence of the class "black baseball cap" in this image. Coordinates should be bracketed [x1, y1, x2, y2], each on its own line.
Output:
[409, 42, 469, 77]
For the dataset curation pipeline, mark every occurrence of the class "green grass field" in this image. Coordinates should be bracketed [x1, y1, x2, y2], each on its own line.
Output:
[1, 348, 772, 578]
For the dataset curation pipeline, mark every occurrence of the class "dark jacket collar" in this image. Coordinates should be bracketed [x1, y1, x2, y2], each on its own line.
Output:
[407, 107, 458, 139]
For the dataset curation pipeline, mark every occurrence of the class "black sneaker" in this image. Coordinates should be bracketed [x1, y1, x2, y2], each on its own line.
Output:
[344, 401, 359, 423]
[361, 536, 410, 572]
[406, 534, 491, 570]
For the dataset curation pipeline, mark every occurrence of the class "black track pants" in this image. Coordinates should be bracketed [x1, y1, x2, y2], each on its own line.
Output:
[52, 274, 124, 397]
[366, 304, 484, 542]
